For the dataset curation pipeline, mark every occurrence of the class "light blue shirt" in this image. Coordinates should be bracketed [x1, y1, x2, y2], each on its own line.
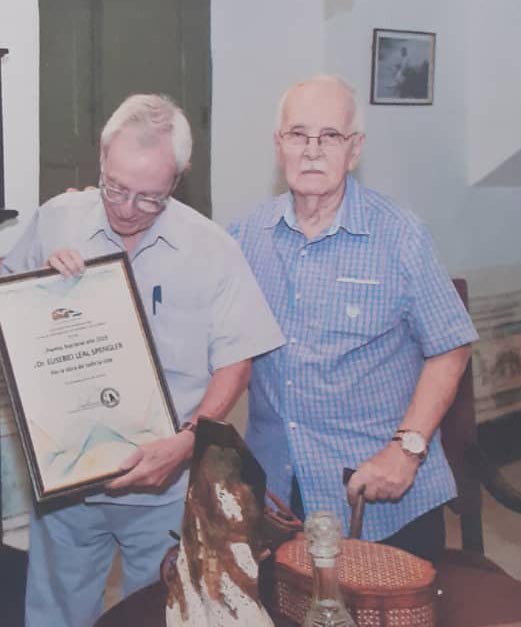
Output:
[230, 175, 478, 540]
[2, 190, 285, 506]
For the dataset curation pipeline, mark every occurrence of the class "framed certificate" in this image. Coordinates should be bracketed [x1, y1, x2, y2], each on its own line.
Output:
[0, 253, 178, 501]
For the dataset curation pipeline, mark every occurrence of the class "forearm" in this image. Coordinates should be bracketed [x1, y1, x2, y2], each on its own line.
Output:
[398, 344, 472, 441]
[347, 344, 472, 503]
[107, 359, 252, 490]
[190, 358, 252, 423]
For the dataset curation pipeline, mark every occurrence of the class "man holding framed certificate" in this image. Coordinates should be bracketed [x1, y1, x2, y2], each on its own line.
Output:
[0, 94, 285, 627]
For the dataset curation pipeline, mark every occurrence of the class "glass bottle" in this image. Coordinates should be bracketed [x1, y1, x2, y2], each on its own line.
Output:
[302, 511, 357, 627]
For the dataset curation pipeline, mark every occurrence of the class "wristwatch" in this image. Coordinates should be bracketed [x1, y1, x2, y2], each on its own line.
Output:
[179, 421, 197, 435]
[392, 429, 428, 461]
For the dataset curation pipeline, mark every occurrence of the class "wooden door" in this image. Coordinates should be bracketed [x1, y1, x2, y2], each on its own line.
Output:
[39, 0, 211, 215]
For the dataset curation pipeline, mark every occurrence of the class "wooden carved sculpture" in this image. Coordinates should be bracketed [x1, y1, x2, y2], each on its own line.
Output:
[164, 419, 275, 627]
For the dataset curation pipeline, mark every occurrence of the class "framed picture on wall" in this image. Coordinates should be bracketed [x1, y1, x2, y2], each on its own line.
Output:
[370, 29, 436, 105]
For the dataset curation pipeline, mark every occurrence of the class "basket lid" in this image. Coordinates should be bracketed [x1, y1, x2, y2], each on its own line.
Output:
[275, 535, 436, 595]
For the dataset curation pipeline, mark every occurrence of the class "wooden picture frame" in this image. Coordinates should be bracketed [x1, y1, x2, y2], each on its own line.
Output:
[0, 252, 178, 501]
[370, 29, 436, 105]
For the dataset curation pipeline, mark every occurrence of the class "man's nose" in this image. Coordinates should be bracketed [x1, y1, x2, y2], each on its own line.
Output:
[117, 195, 138, 217]
[303, 136, 323, 157]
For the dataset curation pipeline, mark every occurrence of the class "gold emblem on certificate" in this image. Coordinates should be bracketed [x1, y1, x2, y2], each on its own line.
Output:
[0, 253, 178, 501]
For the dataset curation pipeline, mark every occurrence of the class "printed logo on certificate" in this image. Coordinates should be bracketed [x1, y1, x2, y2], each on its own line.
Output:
[0, 253, 178, 501]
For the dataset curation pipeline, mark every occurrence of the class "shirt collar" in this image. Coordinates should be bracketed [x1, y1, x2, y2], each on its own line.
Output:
[89, 193, 180, 252]
[261, 174, 370, 236]
[136, 198, 180, 251]
[262, 193, 290, 229]
[85, 192, 113, 240]
[336, 175, 370, 236]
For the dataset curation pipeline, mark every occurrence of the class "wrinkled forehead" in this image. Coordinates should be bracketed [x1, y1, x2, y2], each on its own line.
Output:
[101, 124, 173, 161]
[280, 81, 355, 132]
[101, 127, 177, 191]
[102, 127, 175, 167]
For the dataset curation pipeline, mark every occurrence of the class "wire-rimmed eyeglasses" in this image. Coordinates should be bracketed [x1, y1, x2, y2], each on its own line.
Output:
[99, 175, 171, 214]
[279, 130, 359, 149]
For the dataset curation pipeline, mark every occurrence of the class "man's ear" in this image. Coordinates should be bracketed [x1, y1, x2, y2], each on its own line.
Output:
[347, 132, 366, 172]
[274, 131, 283, 166]
[171, 170, 186, 193]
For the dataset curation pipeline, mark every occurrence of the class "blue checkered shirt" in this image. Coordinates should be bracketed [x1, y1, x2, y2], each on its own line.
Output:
[229, 176, 478, 540]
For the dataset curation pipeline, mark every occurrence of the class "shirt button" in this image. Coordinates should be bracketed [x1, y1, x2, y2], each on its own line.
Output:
[289, 337, 297, 344]
[295, 293, 302, 301]
[286, 379, 293, 387]
[288, 421, 297, 429]
[300, 249, 307, 257]
[285, 464, 292, 472]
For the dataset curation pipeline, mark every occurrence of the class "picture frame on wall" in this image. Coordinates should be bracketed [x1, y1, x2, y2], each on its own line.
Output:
[370, 29, 436, 105]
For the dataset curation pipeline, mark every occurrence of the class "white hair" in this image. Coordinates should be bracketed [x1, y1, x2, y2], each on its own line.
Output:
[275, 75, 365, 134]
[100, 93, 192, 174]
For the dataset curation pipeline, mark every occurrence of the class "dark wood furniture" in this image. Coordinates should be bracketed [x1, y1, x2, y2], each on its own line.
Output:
[440, 281, 521, 552]
[434, 278, 521, 627]
[94, 580, 296, 627]
[0, 544, 28, 627]
[95, 581, 167, 627]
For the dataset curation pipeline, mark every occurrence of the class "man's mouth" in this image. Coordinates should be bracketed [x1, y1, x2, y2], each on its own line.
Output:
[301, 162, 325, 174]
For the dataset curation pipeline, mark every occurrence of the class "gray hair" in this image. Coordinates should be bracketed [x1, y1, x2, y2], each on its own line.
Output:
[275, 75, 365, 134]
[100, 93, 192, 174]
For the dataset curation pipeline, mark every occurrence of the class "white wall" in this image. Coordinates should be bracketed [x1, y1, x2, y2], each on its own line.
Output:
[0, 0, 39, 255]
[210, 0, 324, 227]
[210, 0, 324, 431]
[1, 0, 323, 248]
[466, 0, 521, 185]
[324, 0, 521, 274]
[0, 0, 325, 440]
[1, 0, 520, 274]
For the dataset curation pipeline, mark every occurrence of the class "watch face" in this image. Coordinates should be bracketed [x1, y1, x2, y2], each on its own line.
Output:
[402, 431, 426, 454]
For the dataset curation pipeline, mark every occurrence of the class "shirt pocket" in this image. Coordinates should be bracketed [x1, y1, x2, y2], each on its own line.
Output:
[150, 308, 209, 377]
[321, 279, 396, 353]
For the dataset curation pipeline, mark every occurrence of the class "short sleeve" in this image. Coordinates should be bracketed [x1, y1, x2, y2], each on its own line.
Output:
[401, 223, 478, 357]
[1, 211, 44, 274]
[207, 237, 285, 370]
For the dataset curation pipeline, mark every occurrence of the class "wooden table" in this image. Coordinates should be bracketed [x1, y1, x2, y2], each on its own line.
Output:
[95, 560, 521, 627]
[94, 580, 297, 627]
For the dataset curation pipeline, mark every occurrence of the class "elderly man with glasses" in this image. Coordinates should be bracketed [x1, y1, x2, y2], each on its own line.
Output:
[230, 75, 478, 561]
[1, 93, 284, 627]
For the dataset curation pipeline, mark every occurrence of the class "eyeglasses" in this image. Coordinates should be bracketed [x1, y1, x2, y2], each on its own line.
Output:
[99, 176, 170, 214]
[279, 130, 359, 149]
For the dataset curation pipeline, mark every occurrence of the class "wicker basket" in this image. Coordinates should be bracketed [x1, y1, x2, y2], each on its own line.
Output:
[270, 533, 437, 627]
